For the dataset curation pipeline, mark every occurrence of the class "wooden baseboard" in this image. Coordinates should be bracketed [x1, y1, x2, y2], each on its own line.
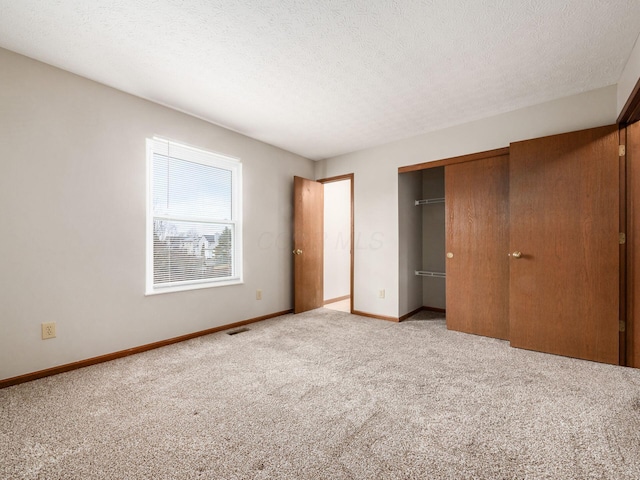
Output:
[323, 295, 350, 305]
[396, 306, 446, 322]
[352, 306, 442, 323]
[423, 306, 446, 313]
[0, 309, 292, 389]
[399, 307, 425, 321]
[352, 310, 400, 323]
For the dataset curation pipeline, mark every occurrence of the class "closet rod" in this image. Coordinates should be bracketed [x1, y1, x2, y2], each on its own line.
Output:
[415, 198, 445, 205]
[415, 270, 446, 278]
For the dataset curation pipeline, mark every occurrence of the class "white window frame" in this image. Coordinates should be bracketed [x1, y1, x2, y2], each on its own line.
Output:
[145, 137, 243, 295]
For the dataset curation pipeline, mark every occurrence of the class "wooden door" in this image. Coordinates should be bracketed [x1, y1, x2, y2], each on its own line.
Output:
[509, 125, 619, 364]
[293, 176, 324, 313]
[628, 121, 640, 368]
[445, 154, 510, 339]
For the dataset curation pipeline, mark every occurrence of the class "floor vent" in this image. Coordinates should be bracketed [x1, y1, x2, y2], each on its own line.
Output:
[227, 327, 250, 336]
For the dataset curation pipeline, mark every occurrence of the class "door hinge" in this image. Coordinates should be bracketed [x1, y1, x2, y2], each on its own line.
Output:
[620, 321, 626, 332]
[620, 232, 626, 245]
[619, 144, 626, 156]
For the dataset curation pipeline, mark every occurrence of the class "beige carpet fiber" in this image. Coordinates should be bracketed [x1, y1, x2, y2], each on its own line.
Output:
[2, 309, 640, 479]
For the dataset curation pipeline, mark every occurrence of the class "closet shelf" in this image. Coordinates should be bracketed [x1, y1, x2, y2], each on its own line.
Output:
[415, 270, 446, 278]
[415, 198, 445, 205]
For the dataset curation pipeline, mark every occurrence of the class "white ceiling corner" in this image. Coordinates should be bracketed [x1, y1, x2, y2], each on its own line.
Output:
[0, 0, 639, 160]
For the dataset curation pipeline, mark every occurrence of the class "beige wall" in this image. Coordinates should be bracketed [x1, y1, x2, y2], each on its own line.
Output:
[315, 85, 618, 318]
[0, 48, 314, 380]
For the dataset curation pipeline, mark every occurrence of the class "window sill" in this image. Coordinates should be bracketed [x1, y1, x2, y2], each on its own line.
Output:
[145, 278, 243, 296]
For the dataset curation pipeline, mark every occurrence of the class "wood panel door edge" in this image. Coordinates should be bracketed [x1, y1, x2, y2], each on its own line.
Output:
[625, 121, 640, 368]
[618, 75, 640, 126]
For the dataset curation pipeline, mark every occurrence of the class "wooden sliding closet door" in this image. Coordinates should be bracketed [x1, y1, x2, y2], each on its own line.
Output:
[445, 154, 510, 339]
[509, 125, 619, 364]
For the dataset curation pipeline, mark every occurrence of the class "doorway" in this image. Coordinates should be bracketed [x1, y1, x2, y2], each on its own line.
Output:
[320, 175, 354, 313]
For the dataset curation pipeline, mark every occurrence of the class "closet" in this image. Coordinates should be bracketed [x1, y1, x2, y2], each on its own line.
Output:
[398, 168, 446, 314]
[399, 124, 623, 366]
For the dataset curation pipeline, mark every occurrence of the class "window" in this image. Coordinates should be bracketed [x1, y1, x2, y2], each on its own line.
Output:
[146, 138, 242, 294]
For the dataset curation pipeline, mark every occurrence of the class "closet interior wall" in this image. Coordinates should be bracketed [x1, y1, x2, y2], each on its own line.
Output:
[421, 168, 446, 310]
[398, 171, 423, 316]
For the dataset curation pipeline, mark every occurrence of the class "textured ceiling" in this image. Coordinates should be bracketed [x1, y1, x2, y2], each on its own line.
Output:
[1, 1, 640, 160]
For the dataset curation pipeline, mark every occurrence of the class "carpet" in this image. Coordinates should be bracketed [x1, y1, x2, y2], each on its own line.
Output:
[1, 308, 640, 479]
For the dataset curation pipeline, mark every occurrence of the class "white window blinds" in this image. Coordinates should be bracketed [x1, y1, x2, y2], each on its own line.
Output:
[146, 138, 242, 293]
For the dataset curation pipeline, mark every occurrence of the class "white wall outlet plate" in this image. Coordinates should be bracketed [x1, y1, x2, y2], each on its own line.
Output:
[42, 322, 56, 339]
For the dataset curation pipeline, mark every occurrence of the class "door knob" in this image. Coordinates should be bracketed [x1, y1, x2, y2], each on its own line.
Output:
[446, 252, 454, 259]
[293, 249, 302, 255]
[509, 251, 522, 258]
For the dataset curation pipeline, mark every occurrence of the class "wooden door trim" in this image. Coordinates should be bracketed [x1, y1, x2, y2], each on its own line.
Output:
[626, 121, 640, 368]
[618, 76, 640, 126]
[620, 126, 628, 366]
[398, 147, 509, 173]
[318, 173, 355, 314]
[318, 173, 353, 184]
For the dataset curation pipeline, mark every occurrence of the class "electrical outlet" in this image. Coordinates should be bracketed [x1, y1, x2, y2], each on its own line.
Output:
[256, 289, 262, 300]
[378, 289, 385, 299]
[42, 322, 56, 340]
